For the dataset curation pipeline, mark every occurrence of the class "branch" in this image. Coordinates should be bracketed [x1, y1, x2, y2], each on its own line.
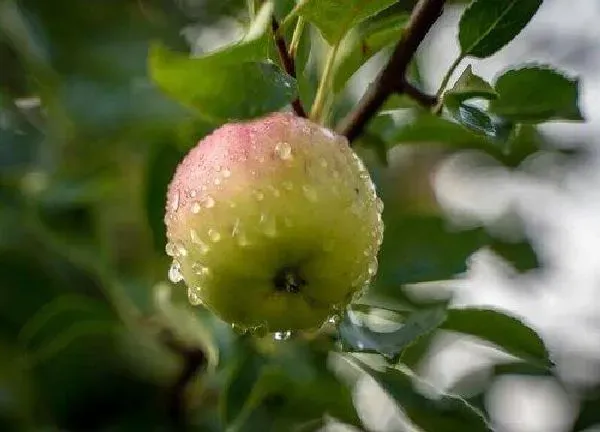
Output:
[271, 17, 307, 118]
[336, 0, 447, 142]
[402, 80, 437, 107]
[162, 329, 207, 427]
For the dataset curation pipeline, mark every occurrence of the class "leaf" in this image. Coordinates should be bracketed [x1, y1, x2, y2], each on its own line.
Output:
[339, 307, 447, 360]
[144, 141, 184, 252]
[459, 0, 543, 58]
[573, 388, 600, 432]
[489, 66, 584, 123]
[332, 13, 409, 92]
[449, 103, 514, 143]
[489, 238, 539, 272]
[294, 0, 400, 44]
[444, 65, 497, 105]
[148, 43, 297, 122]
[348, 357, 491, 431]
[442, 307, 552, 368]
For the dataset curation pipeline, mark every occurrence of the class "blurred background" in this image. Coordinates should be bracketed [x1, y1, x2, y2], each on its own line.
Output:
[1, 0, 599, 431]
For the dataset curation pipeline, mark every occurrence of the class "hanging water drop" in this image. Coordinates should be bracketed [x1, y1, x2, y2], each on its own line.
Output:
[368, 260, 378, 277]
[191, 202, 201, 214]
[274, 142, 293, 161]
[273, 330, 292, 341]
[222, 169, 231, 178]
[192, 262, 211, 277]
[165, 242, 176, 257]
[188, 289, 204, 306]
[168, 261, 184, 283]
[376, 197, 384, 213]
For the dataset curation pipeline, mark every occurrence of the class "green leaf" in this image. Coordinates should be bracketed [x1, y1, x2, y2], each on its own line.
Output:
[339, 307, 447, 360]
[148, 42, 297, 122]
[294, 0, 400, 44]
[489, 66, 584, 123]
[444, 65, 497, 105]
[333, 13, 409, 92]
[442, 307, 552, 368]
[348, 357, 491, 431]
[144, 141, 184, 252]
[489, 238, 539, 272]
[449, 103, 514, 143]
[573, 388, 600, 432]
[459, 0, 543, 58]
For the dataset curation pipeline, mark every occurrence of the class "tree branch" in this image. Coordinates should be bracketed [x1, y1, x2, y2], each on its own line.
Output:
[336, 0, 447, 142]
[271, 17, 307, 118]
[402, 80, 437, 107]
[161, 329, 207, 428]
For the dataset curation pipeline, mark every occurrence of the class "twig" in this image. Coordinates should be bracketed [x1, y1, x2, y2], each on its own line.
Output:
[336, 0, 447, 142]
[162, 330, 207, 428]
[432, 54, 464, 113]
[310, 42, 340, 121]
[402, 80, 437, 107]
[288, 16, 305, 59]
[271, 16, 307, 118]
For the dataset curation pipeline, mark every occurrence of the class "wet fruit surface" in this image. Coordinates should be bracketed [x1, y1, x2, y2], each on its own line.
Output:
[164, 112, 384, 332]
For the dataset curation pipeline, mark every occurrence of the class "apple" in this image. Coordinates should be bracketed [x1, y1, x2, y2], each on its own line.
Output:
[164, 112, 383, 332]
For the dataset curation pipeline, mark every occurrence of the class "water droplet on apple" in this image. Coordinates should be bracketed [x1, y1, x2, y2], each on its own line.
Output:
[260, 213, 277, 238]
[171, 191, 180, 211]
[165, 242, 176, 257]
[189, 229, 210, 254]
[273, 330, 292, 341]
[208, 229, 221, 243]
[376, 197, 384, 213]
[191, 202, 201, 214]
[190, 190, 197, 198]
[231, 323, 248, 335]
[236, 231, 250, 247]
[268, 185, 280, 197]
[188, 288, 204, 305]
[192, 262, 211, 277]
[275, 142, 293, 160]
[174, 242, 187, 257]
[253, 190, 265, 201]
[214, 178, 221, 186]
[368, 260, 378, 277]
[302, 185, 318, 202]
[168, 260, 184, 283]
[327, 315, 340, 325]
[319, 159, 328, 168]
[203, 195, 215, 208]
[282, 181, 293, 191]
[222, 169, 231, 178]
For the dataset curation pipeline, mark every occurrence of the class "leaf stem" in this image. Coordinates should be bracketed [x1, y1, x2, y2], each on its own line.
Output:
[432, 54, 464, 114]
[288, 16, 305, 59]
[271, 16, 307, 117]
[310, 41, 340, 122]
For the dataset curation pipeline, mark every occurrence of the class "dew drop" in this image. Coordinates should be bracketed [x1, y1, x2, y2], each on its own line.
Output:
[168, 261, 184, 283]
[208, 229, 221, 243]
[268, 185, 281, 197]
[165, 242, 176, 257]
[319, 159, 328, 168]
[328, 315, 340, 325]
[253, 190, 265, 201]
[376, 197, 384, 213]
[302, 185, 318, 202]
[237, 231, 251, 247]
[214, 178, 221, 186]
[190, 190, 197, 198]
[189, 230, 210, 255]
[282, 181, 293, 191]
[174, 242, 188, 257]
[192, 262, 211, 277]
[273, 330, 292, 341]
[188, 289, 204, 306]
[260, 213, 277, 238]
[275, 142, 293, 161]
[203, 195, 215, 208]
[231, 323, 248, 335]
[171, 191, 180, 211]
[368, 260, 378, 277]
[191, 202, 201, 214]
[257, 155, 266, 163]
[222, 169, 231, 178]
[332, 170, 340, 179]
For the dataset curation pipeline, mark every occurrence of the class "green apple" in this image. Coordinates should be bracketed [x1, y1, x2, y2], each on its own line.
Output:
[164, 112, 383, 332]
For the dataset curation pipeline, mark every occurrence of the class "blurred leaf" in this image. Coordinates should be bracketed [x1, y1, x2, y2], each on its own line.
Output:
[458, 0, 543, 58]
[442, 307, 552, 368]
[489, 238, 539, 272]
[489, 66, 584, 123]
[375, 215, 487, 291]
[445, 65, 497, 104]
[347, 357, 491, 431]
[573, 388, 600, 432]
[149, 42, 296, 122]
[339, 307, 447, 360]
[399, 331, 437, 369]
[294, 0, 399, 44]
[145, 141, 184, 252]
[333, 13, 409, 92]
